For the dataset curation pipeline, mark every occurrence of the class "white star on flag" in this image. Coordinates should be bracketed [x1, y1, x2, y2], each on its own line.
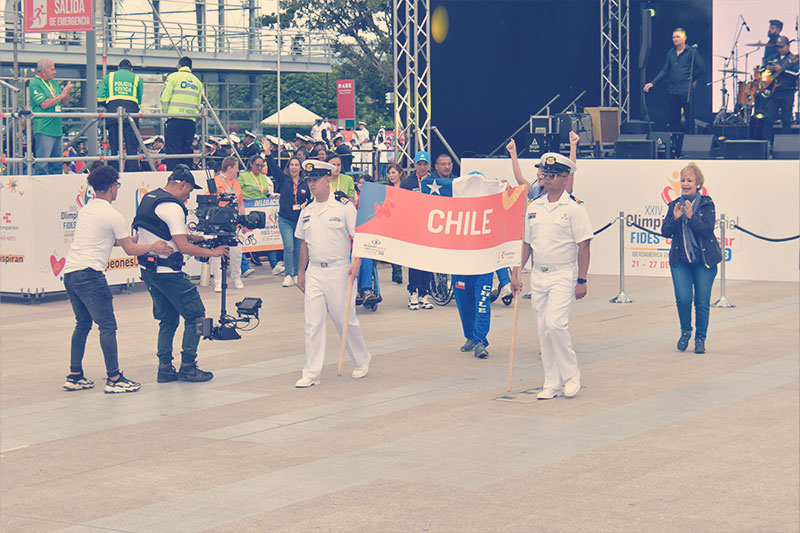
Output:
[427, 179, 442, 195]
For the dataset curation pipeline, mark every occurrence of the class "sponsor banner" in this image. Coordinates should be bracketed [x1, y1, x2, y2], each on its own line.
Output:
[0, 171, 207, 294]
[336, 79, 355, 120]
[353, 182, 526, 275]
[24, 0, 93, 33]
[461, 159, 800, 283]
[240, 197, 282, 252]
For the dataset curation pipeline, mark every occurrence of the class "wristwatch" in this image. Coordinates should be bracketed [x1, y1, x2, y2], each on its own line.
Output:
[577, 278, 587, 284]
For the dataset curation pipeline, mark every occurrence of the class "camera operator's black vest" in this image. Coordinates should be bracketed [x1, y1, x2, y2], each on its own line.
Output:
[132, 188, 188, 240]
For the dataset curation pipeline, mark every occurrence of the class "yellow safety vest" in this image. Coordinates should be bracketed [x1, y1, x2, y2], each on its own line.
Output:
[160, 66, 203, 121]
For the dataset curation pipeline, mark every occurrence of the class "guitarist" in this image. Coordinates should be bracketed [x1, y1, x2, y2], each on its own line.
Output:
[763, 36, 799, 144]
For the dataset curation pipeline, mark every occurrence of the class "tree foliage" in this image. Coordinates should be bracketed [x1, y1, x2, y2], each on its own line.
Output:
[260, 0, 394, 131]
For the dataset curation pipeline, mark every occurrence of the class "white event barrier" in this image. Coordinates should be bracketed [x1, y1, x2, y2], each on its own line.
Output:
[462, 159, 799, 283]
[0, 171, 283, 295]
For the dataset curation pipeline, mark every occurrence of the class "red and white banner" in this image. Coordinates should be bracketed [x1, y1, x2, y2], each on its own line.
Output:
[336, 79, 355, 121]
[353, 183, 527, 275]
[24, 0, 93, 33]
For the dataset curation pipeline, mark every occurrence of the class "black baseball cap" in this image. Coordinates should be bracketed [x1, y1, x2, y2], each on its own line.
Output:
[168, 164, 202, 189]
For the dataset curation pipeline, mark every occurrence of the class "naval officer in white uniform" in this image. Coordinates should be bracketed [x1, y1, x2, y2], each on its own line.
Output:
[294, 159, 371, 387]
[511, 153, 592, 400]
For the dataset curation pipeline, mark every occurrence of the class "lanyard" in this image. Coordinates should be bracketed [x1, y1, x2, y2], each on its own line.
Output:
[36, 75, 58, 98]
[292, 179, 300, 203]
[254, 173, 268, 195]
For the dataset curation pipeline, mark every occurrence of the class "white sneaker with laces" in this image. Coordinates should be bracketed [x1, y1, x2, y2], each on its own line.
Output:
[408, 291, 420, 310]
[241, 268, 254, 278]
[352, 353, 371, 379]
[295, 376, 319, 388]
[420, 294, 434, 309]
[499, 284, 512, 300]
[293, 275, 298, 284]
[563, 370, 581, 398]
[214, 283, 222, 293]
[537, 388, 561, 400]
[272, 261, 285, 275]
[282, 275, 295, 287]
[233, 278, 244, 289]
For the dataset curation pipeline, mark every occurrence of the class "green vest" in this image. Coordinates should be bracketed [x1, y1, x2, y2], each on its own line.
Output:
[160, 66, 203, 121]
[97, 69, 142, 108]
[29, 75, 63, 137]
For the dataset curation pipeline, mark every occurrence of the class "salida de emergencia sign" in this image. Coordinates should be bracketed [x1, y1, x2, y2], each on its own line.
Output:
[25, 0, 93, 33]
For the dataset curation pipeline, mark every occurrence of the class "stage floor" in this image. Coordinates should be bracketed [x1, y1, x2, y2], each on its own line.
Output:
[1, 267, 797, 531]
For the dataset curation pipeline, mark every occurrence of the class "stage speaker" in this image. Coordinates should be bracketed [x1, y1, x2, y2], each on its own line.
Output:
[772, 135, 800, 160]
[648, 131, 674, 158]
[711, 124, 748, 140]
[620, 120, 653, 135]
[615, 139, 656, 159]
[617, 133, 648, 140]
[679, 134, 713, 159]
[723, 140, 768, 160]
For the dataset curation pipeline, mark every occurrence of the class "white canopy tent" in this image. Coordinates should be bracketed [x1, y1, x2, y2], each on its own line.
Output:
[261, 102, 322, 126]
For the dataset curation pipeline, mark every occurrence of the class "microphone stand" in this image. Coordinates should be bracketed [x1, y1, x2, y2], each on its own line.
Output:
[687, 45, 697, 133]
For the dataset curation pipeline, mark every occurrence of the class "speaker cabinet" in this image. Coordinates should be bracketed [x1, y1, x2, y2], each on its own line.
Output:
[772, 135, 800, 160]
[615, 139, 656, 159]
[723, 140, 768, 160]
[679, 135, 713, 159]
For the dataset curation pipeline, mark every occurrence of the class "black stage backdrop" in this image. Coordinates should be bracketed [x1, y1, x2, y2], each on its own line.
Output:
[428, 0, 713, 162]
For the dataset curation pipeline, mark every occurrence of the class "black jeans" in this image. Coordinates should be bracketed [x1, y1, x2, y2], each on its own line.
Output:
[407, 268, 432, 297]
[63, 269, 119, 377]
[668, 92, 693, 133]
[106, 116, 140, 172]
[140, 269, 206, 365]
[164, 118, 196, 170]
[764, 91, 794, 145]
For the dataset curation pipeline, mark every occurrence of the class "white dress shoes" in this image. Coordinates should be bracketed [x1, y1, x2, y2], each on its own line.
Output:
[295, 376, 319, 388]
[351, 353, 371, 379]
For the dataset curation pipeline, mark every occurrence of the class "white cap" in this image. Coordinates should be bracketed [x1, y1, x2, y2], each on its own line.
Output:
[536, 152, 576, 174]
[302, 159, 336, 178]
[229, 133, 241, 144]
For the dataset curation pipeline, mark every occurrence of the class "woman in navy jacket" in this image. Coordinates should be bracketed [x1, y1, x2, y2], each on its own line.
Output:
[661, 163, 722, 354]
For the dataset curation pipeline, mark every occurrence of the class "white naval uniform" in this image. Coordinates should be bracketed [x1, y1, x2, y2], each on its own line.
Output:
[294, 195, 370, 380]
[524, 190, 593, 391]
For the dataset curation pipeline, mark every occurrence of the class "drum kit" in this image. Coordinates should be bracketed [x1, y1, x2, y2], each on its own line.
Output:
[712, 41, 775, 126]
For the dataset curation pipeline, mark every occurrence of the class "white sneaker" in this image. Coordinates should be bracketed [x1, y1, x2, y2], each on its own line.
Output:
[272, 261, 285, 275]
[408, 291, 419, 310]
[563, 370, 581, 398]
[295, 376, 319, 388]
[499, 283, 512, 300]
[214, 283, 222, 293]
[351, 353, 371, 379]
[420, 294, 434, 309]
[241, 268, 254, 278]
[233, 278, 244, 289]
[293, 275, 298, 284]
[537, 388, 561, 400]
[282, 275, 294, 287]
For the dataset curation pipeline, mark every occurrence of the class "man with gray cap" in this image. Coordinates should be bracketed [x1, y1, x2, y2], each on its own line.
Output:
[133, 164, 229, 383]
[97, 58, 143, 172]
[294, 159, 371, 387]
[511, 153, 592, 400]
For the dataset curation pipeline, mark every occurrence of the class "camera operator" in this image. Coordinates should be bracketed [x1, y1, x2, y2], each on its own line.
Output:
[132, 164, 229, 383]
[63, 165, 174, 393]
[209, 156, 245, 292]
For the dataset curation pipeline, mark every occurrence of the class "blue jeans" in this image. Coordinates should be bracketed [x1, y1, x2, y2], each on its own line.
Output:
[670, 262, 717, 339]
[34, 133, 63, 175]
[358, 258, 375, 291]
[63, 269, 119, 377]
[278, 216, 301, 277]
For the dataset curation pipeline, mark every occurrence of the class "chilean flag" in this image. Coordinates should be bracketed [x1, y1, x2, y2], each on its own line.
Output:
[352, 175, 526, 275]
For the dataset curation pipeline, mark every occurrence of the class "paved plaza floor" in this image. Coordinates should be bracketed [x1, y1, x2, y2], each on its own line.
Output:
[1, 266, 798, 532]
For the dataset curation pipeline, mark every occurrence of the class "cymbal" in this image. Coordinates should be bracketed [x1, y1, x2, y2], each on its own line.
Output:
[720, 69, 747, 74]
[745, 42, 769, 47]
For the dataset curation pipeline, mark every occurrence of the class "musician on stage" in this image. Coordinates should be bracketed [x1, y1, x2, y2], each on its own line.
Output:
[644, 28, 705, 133]
[763, 36, 799, 144]
[763, 20, 783, 62]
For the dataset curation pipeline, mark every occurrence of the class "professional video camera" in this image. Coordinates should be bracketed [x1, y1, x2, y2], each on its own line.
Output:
[193, 177, 268, 341]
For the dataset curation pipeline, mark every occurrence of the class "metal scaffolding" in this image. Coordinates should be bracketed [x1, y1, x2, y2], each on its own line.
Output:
[600, 0, 630, 121]
[393, 0, 431, 167]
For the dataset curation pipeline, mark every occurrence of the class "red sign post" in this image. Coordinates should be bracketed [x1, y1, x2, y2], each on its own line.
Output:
[24, 0, 93, 33]
[336, 79, 356, 127]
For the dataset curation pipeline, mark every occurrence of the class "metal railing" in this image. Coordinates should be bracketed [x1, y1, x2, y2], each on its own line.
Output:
[1, 15, 332, 61]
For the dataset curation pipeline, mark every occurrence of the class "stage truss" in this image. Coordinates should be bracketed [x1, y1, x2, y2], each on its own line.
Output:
[601, 0, 631, 121]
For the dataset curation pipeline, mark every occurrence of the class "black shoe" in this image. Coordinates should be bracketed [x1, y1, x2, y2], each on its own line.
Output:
[694, 337, 706, 354]
[157, 365, 178, 383]
[248, 253, 262, 266]
[392, 272, 403, 284]
[178, 362, 214, 382]
[677, 331, 692, 352]
[460, 339, 475, 352]
[474, 341, 489, 359]
[363, 290, 380, 307]
[355, 291, 365, 306]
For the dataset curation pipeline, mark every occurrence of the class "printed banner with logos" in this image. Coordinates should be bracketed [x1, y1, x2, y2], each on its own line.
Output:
[461, 159, 800, 283]
[353, 182, 527, 275]
[0, 171, 282, 294]
[24, 0, 93, 33]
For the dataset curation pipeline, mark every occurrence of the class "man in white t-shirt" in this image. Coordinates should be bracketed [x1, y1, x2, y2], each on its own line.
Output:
[63, 165, 173, 394]
[132, 164, 228, 383]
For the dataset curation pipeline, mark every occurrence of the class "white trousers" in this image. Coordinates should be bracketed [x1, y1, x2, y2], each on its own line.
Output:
[211, 244, 243, 284]
[530, 265, 579, 390]
[303, 263, 369, 380]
